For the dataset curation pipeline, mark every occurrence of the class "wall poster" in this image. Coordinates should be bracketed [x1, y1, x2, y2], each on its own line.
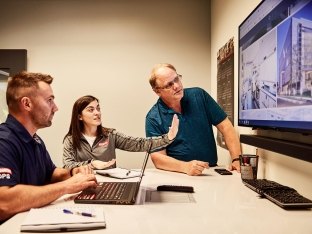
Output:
[216, 37, 234, 149]
[0, 70, 9, 124]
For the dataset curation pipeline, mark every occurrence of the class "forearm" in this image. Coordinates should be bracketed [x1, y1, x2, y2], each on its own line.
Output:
[149, 134, 173, 151]
[0, 183, 67, 221]
[50, 168, 71, 183]
[115, 131, 172, 152]
[223, 129, 241, 159]
[63, 159, 89, 169]
[0, 170, 97, 221]
[217, 118, 241, 159]
[151, 151, 187, 174]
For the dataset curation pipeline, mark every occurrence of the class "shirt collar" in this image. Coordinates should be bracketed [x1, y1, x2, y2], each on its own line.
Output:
[80, 132, 104, 141]
[157, 95, 187, 115]
[157, 98, 174, 114]
[5, 114, 34, 143]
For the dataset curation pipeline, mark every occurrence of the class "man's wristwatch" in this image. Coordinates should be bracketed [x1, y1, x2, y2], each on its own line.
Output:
[69, 167, 75, 176]
[232, 158, 240, 163]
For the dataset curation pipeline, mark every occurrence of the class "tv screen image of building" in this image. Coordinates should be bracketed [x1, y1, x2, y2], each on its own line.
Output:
[238, 0, 312, 133]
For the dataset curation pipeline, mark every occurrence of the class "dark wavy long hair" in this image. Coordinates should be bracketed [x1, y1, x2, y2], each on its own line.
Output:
[63, 95, 110, 151]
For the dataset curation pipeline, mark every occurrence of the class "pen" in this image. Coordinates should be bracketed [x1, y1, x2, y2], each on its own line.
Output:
[126, 170, 131, 176]
[63, 209, 95, 217]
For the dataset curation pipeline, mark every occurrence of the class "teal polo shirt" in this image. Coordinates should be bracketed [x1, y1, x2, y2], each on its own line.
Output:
[145, 87, 227, 166]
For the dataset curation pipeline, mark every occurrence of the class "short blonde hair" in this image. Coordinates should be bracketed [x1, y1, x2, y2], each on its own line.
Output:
[149, 63, 176, 89]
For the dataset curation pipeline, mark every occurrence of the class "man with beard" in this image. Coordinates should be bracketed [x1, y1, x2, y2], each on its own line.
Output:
[0, 71, 97, 222]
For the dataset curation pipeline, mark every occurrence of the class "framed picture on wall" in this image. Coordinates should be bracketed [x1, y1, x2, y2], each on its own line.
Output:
[0, 49, 27, 123]
[0, 70, 9, 123]
[216, 37, 234, 149]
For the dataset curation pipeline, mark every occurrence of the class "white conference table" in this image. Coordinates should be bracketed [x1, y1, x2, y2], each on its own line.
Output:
[1, 168, 312, 234]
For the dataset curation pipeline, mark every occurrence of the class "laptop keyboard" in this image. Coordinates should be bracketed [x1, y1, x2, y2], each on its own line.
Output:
[243, 179, 312, 209]
[75, 182, 130, 201]
[96, 182, 127, 200]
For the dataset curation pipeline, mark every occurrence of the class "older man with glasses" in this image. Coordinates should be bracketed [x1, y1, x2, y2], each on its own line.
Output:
[145, 63, 241, 176]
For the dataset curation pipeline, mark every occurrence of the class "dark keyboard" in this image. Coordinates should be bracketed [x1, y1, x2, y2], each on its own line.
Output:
[76, 182, 127, 200]
[96, 182, 127, 200]
[243, 179, 312, 209]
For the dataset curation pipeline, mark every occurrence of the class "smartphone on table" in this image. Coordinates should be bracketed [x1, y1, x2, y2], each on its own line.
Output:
[214, 168, 232, 175]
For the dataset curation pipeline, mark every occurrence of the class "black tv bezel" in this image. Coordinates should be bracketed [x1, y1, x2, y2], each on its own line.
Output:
[237, 0, 312, 135]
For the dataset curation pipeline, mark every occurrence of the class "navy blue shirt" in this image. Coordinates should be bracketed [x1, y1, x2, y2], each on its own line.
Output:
[145, 87, 227, 166]
[0, 115, 56, 186]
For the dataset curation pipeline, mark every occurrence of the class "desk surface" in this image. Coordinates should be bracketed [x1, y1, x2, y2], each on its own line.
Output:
[1, 168, 312, 234]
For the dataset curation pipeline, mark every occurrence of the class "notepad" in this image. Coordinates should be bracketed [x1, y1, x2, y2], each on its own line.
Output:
[21, 206, 106, 232]
[96, 167, 142, 179]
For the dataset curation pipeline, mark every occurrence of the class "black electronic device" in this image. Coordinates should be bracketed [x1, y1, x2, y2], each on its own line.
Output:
[75, 144, 152, 205]
[157, 185, 194, 193]
[214, 168, 233, 175]
[238, 0, 312, 135]
[243, 179, 312, 209]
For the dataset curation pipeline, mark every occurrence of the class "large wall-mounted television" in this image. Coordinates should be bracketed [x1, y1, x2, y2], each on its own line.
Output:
[238, 0, 312, 134]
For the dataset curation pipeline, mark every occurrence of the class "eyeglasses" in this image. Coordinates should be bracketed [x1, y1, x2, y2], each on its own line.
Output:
[156, 74, 182, 90]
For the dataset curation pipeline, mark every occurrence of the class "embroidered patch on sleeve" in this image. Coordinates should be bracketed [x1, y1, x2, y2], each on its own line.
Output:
[0, 168, 12, 179]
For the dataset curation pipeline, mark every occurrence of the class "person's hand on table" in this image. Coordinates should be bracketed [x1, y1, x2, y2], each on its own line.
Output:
[184, 160, 209, 176]
[90, 159, 116, 170]
[63, 173, 97, 194]
[71, 164, 93, 175]
[229, 159, 240, 172]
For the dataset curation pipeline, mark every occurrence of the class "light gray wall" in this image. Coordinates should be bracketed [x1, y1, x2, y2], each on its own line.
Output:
[211, 0, 312, 199]
[1, 0, 211, 168]
[2, 0, 311, 199]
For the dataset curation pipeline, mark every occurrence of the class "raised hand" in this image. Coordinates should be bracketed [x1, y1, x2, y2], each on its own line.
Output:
[168, 114, 179, 140]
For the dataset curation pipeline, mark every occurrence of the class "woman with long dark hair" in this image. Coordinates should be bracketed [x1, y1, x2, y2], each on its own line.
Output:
[63, 95, 178, 169]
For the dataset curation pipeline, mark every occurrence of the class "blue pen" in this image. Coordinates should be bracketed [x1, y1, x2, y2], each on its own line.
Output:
[63, 209, 95, 217]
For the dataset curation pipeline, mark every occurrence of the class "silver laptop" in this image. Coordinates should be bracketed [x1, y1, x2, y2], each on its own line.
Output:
[74, 144, 151, 205]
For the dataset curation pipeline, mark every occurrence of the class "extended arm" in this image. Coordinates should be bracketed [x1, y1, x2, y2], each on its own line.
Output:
[0, 168, 96, 221]
[151, 150, 209, 176]
[216, 118, 241, 171]
[115, 114, 179, 152]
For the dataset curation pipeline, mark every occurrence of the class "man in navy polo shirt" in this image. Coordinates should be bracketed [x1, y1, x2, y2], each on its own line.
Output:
[0, 72, 97, 222]
[145, 63, 241, 176]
